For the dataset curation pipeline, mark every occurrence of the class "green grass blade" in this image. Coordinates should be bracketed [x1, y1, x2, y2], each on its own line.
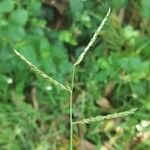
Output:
[72, 108, 137, 125]
[74, 7, 111, 66]
[13, 49, 69, 91]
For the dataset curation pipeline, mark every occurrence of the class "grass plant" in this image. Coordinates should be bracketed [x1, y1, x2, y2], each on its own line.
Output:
[13, 7, 137, 150]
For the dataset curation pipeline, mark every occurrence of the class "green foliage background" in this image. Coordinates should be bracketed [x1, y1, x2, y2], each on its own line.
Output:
[0, 0, 150, 149]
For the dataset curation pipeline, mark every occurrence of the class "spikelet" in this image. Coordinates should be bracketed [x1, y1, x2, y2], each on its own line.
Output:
[13, 50, 69, 91]
[74, 7, 111, 66]
[72, 108, 137, 125]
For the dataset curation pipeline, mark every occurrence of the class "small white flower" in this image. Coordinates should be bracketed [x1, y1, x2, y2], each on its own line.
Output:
[45, 85, 53, 91]
[15, 126, 22, 135]
[141, 120, 150, 128]
[132, 93, 138, 99]
[136, 124, 142, 131]
[7, 78, 13, 84]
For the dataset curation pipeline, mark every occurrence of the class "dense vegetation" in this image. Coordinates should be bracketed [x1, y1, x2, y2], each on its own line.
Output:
[0, 0, 150, 149]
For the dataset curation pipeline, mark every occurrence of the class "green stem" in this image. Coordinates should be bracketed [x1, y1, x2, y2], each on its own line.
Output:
[70, 90, 73, 150]
[70, 65, 76, 150]
[71, 65, 76, 90]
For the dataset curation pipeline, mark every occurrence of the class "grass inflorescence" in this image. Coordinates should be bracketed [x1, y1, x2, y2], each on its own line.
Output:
[13, 7, 137, 150]
[72, 108, 137, 125]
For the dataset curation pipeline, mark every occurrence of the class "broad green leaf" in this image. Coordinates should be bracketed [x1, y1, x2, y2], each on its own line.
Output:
[59, 30, 77, 46]
[0, 0, 14, 13]
[39, 39, 51, 58]
[69, 0, 83, 16]
[8, 25, 25, 41]
[28, 1, 41, 15]
[10, 9, 28, 26]
[98, 58, 110, 69]
[131, 82, 147, 97]
[121, 25, 139, 45]
[142, 0, 150, 19]
[120, 57, 148, 73]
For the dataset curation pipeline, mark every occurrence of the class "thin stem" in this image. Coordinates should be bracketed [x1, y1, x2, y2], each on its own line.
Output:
[71, 65, 76, 90]
[69, 90, 73, 150]
[70, 65, 76, 150]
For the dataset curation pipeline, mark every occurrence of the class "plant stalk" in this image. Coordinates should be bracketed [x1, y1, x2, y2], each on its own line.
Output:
[70, 65, 76, 150]
[69, 90, 73, 150]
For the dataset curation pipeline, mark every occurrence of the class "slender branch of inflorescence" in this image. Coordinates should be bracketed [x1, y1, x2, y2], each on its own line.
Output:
[13, 49, 69, 91]
[74, 7, 111, 66]
[72, 108, 137, 125]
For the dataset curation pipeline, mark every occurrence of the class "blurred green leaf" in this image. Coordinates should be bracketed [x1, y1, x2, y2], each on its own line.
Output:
[28, 1, 41, 15]
[69, 0, 83, 16]
[131, 82, 147, 97]
[121, 25, 139, 46]
[8, 25, 25, 41]
[10, 9, 28, 26]
[142, 0, 150, 19]
[59, 30, 77, 46]
[0, 0, 14, 13]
